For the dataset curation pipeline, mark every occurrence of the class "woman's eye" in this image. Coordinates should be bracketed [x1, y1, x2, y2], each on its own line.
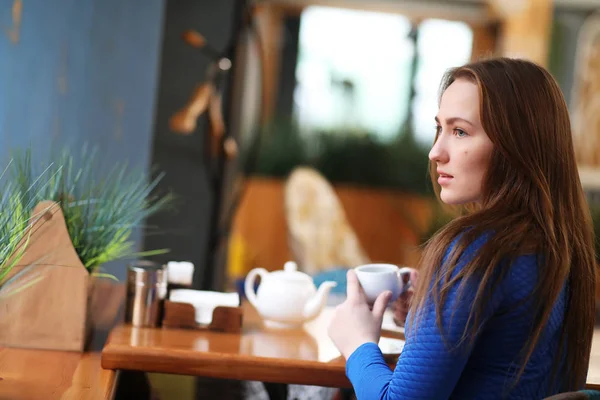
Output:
[454, 129, 467, 137]
[434, 125, 442, 136]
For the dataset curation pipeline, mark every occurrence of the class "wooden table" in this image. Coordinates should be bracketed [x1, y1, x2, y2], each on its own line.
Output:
[102, 301, 403, 388]
[0, 282, 124, 400]
[102, 300, 600, 390]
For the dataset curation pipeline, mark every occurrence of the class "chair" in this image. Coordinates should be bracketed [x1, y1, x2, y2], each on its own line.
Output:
[284, 167, 369, 276]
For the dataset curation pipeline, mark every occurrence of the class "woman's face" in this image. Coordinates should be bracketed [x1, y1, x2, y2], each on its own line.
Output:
[429, 78, 494, 205]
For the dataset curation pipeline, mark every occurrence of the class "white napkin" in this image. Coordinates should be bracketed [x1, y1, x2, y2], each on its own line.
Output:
[381, 309, 405, 335]
[378, 336, 405, 355]
[169, 289, 240, 325]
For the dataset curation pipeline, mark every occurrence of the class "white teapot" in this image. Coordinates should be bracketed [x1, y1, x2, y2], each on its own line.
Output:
[244, 261, 337, 329]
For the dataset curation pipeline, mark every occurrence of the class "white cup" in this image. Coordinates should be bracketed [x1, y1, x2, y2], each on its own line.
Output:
[354, 263, 413, 305]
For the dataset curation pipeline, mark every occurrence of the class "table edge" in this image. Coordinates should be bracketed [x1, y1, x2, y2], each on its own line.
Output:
[101, 343, 352, 388]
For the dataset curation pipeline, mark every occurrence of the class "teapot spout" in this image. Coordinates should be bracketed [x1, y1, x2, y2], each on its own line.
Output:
[303, 281, 337, 321]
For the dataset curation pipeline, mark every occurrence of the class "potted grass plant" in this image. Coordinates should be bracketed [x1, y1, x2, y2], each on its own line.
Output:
[0, 163, 47, 299]
[0, 146, 173, 352]
[12, 147, 174, 276]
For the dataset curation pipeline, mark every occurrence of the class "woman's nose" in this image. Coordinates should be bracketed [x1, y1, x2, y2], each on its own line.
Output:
[429, 137, 447, 163]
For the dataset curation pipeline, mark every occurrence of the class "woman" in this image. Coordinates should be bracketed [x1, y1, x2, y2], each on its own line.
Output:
[328, 57, 597, 399]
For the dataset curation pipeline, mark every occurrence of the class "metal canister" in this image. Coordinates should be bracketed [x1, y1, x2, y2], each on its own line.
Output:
[125, 261, 167, 327]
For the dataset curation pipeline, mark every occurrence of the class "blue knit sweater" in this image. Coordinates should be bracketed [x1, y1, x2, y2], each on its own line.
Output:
[346, 235, 567, 399]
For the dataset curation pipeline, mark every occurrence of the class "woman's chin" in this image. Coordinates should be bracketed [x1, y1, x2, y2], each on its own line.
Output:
[440, 192, 463, 206]
[439, 192, 454, 205]
[440, 192, 477, 206]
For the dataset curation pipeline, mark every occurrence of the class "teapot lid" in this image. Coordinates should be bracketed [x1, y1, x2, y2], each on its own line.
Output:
[270, 261, 313, 284]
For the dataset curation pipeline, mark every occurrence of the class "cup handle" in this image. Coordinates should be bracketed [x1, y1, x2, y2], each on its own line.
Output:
[397, 267, 413, 296]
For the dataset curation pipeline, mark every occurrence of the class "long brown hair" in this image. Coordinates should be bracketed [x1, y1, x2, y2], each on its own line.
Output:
[410, 58, 597, 392]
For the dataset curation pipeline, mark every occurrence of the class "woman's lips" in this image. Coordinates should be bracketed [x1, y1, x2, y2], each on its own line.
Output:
[438, 174, 453, 186]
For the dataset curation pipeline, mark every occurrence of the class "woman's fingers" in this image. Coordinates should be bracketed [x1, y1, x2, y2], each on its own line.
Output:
[392, 288, 414, 327]
[345, 269, 367, 304]
[372, 290, 392, 320]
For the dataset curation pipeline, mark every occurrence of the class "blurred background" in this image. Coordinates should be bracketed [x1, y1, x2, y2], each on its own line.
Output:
[2, 0, 600, 293]
[6, 1, 600, 399]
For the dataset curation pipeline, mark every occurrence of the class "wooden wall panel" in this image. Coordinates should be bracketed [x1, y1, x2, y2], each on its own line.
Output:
[490, 0, 553, 67]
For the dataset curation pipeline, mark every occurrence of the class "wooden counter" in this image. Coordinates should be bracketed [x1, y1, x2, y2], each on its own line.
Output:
[0, 281, 124, 400]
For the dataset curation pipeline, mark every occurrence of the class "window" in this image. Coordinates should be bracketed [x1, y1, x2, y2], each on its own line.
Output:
[293, 6, 473, 145]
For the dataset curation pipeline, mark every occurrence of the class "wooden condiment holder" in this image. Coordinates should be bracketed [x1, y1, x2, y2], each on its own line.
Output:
[162, 300, 243, 333]
[0, 201, 93, 352]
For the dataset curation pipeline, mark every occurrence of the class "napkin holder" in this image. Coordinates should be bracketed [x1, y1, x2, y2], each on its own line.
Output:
[162, 300, 243, 333]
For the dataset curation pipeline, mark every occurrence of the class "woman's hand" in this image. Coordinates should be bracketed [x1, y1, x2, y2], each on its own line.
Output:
[327, 269, 392, 360]
[391, 268, 419, 327]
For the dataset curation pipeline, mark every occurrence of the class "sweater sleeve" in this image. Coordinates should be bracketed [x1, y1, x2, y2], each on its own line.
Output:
[346, 236, 506, 400]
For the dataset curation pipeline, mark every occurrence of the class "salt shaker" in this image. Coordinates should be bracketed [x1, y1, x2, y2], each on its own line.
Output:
[125, 260, 167, 327]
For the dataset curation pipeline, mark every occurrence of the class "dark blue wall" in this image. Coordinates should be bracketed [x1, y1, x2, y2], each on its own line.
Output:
[0, 0, 166, 279]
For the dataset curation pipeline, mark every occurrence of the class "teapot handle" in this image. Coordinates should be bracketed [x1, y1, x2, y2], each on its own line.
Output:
[244, 268, 268, 309]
